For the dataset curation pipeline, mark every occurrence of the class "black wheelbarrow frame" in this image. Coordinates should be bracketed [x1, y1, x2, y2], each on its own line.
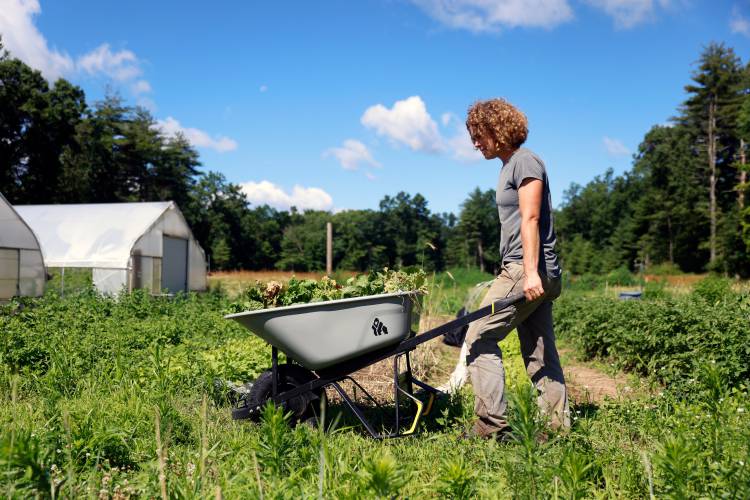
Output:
[231, 293, 525, 439]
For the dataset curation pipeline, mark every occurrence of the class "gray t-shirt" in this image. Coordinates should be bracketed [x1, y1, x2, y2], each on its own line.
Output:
[496, 148, 561, 278]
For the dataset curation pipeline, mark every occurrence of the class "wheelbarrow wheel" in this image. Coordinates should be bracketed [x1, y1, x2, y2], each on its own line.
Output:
[232, 363, 325, 423]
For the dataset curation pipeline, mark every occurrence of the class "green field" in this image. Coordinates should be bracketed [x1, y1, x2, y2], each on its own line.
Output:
[1, 271, 749, 498]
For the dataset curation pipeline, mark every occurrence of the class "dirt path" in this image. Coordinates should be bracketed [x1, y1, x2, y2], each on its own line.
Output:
[562, 356, 632, 404]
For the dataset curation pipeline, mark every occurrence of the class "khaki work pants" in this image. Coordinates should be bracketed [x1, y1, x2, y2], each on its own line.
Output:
[465, 262, 570, 435]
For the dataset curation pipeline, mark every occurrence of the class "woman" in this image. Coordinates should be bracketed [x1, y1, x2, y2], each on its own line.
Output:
[462, 98, 569, 438]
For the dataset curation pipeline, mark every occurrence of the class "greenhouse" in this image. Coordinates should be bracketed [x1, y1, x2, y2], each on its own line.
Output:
[15, 201, 207, 295]
[0, 192, 47, 300]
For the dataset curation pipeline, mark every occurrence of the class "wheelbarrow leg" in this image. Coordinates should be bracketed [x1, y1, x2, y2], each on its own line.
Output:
[271, 346, 278, 397]
[392, 354, 411, 435]
[391, 352, 437, 436]
[410, 378, 439, 417]
[393, 355, 400, 435]
[341, 376, 384, 411]
[393, 352, 416, 428]
[330, 382, 382, 439]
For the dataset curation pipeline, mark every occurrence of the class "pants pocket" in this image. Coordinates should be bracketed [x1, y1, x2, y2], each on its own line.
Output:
[504, 262, 526, 283]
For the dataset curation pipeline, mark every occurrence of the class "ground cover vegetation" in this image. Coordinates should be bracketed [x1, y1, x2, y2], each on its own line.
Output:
[3, 37, 750, 276]
[1, 271, 748, 498]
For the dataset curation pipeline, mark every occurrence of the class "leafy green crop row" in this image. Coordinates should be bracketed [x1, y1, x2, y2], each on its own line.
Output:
[1, 289, 270, 395]
[554, 278, 750, 393]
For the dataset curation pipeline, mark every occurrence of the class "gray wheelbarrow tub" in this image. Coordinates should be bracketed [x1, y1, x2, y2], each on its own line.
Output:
[225, 291, 419, 370]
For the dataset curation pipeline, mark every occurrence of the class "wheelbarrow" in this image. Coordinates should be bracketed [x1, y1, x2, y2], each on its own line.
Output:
[225, 291, 525, 438]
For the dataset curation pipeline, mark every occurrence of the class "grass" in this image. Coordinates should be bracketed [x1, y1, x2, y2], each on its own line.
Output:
[1, 271, 749, 497]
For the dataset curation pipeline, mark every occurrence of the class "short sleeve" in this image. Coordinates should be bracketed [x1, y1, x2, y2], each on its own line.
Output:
[512, 153, 545, 187]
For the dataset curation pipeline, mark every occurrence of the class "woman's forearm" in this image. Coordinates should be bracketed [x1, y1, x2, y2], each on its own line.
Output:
[521, 216, 540, 276]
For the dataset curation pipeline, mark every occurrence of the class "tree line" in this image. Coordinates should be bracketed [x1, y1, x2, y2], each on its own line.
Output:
[2, 36, 749, 275]
[556, 42, 750, 278]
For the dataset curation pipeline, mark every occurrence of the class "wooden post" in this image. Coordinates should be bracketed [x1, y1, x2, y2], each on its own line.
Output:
[326, 222, 333, 276]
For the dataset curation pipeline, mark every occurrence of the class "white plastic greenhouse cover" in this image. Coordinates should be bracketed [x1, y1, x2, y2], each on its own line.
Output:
[0, 192, 46, 298]
[15, 201, 174, 268]
[14, 201, 207, 295]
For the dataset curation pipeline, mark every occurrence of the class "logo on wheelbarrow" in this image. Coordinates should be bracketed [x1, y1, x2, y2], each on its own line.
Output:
[371, 318, 389, 336]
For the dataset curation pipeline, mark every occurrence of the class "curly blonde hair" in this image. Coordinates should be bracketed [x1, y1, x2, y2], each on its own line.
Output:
[466, 98, 528, 151]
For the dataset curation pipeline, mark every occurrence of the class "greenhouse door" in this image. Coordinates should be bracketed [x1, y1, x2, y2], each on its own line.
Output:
[0, 248, 20, 299]
[162, 236, 188, 293]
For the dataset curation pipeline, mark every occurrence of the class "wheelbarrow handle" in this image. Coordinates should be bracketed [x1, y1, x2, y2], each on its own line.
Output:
[393, 292, 527, 354]
[491, 292, 527, 314]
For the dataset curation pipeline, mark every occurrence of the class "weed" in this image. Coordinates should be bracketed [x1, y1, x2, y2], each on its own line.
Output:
[555, 446, 595, 499]
[256, 402, 293, 477]
[359, 450, 407, 498]
[653, 434, 698, 499]
[506, 382, 546, 498]
[436, 455, 477, 499]
[0, 430, 56, 497]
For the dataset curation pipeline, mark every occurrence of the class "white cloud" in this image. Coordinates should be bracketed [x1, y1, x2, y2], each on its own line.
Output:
[730, 6, 750, 37]
[0, 0, 74, 79]
[585, 0, 667, 29]
[448, 128, 483, 162]
[359, 96, 482, 163]
[76, 45, 151, 94]
[155, 117, 238, 153]
[324, 139, 381, 170]
[0, 0, 152, 93]
[77, 43, 141, 81]
[603, 136, 630, 156]
[239, 181, 334, 211]
[439, 112, 483, 162]
[361, 96, 444, 153]
[410, 0, 574, 32]
[131, 79, 152, 95]
[364, 171, 377, 181]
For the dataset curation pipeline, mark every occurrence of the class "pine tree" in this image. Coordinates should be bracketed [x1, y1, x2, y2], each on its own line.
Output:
[457, 188, 498, 272]
[680, 43, 744, 265]
[630, 125, 707, 271]
[735, 64, 750, 210]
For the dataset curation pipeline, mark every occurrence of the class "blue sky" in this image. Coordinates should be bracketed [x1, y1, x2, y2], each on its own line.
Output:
[2, 0, 750, 215]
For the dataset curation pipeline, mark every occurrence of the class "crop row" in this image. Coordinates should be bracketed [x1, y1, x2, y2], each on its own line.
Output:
[554, 278, 750, 393]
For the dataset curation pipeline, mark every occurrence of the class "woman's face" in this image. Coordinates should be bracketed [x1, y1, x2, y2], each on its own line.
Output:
[468, 125, 498, 160]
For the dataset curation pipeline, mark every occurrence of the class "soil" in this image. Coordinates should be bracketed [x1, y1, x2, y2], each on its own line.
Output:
[562, 360, 632, 404]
